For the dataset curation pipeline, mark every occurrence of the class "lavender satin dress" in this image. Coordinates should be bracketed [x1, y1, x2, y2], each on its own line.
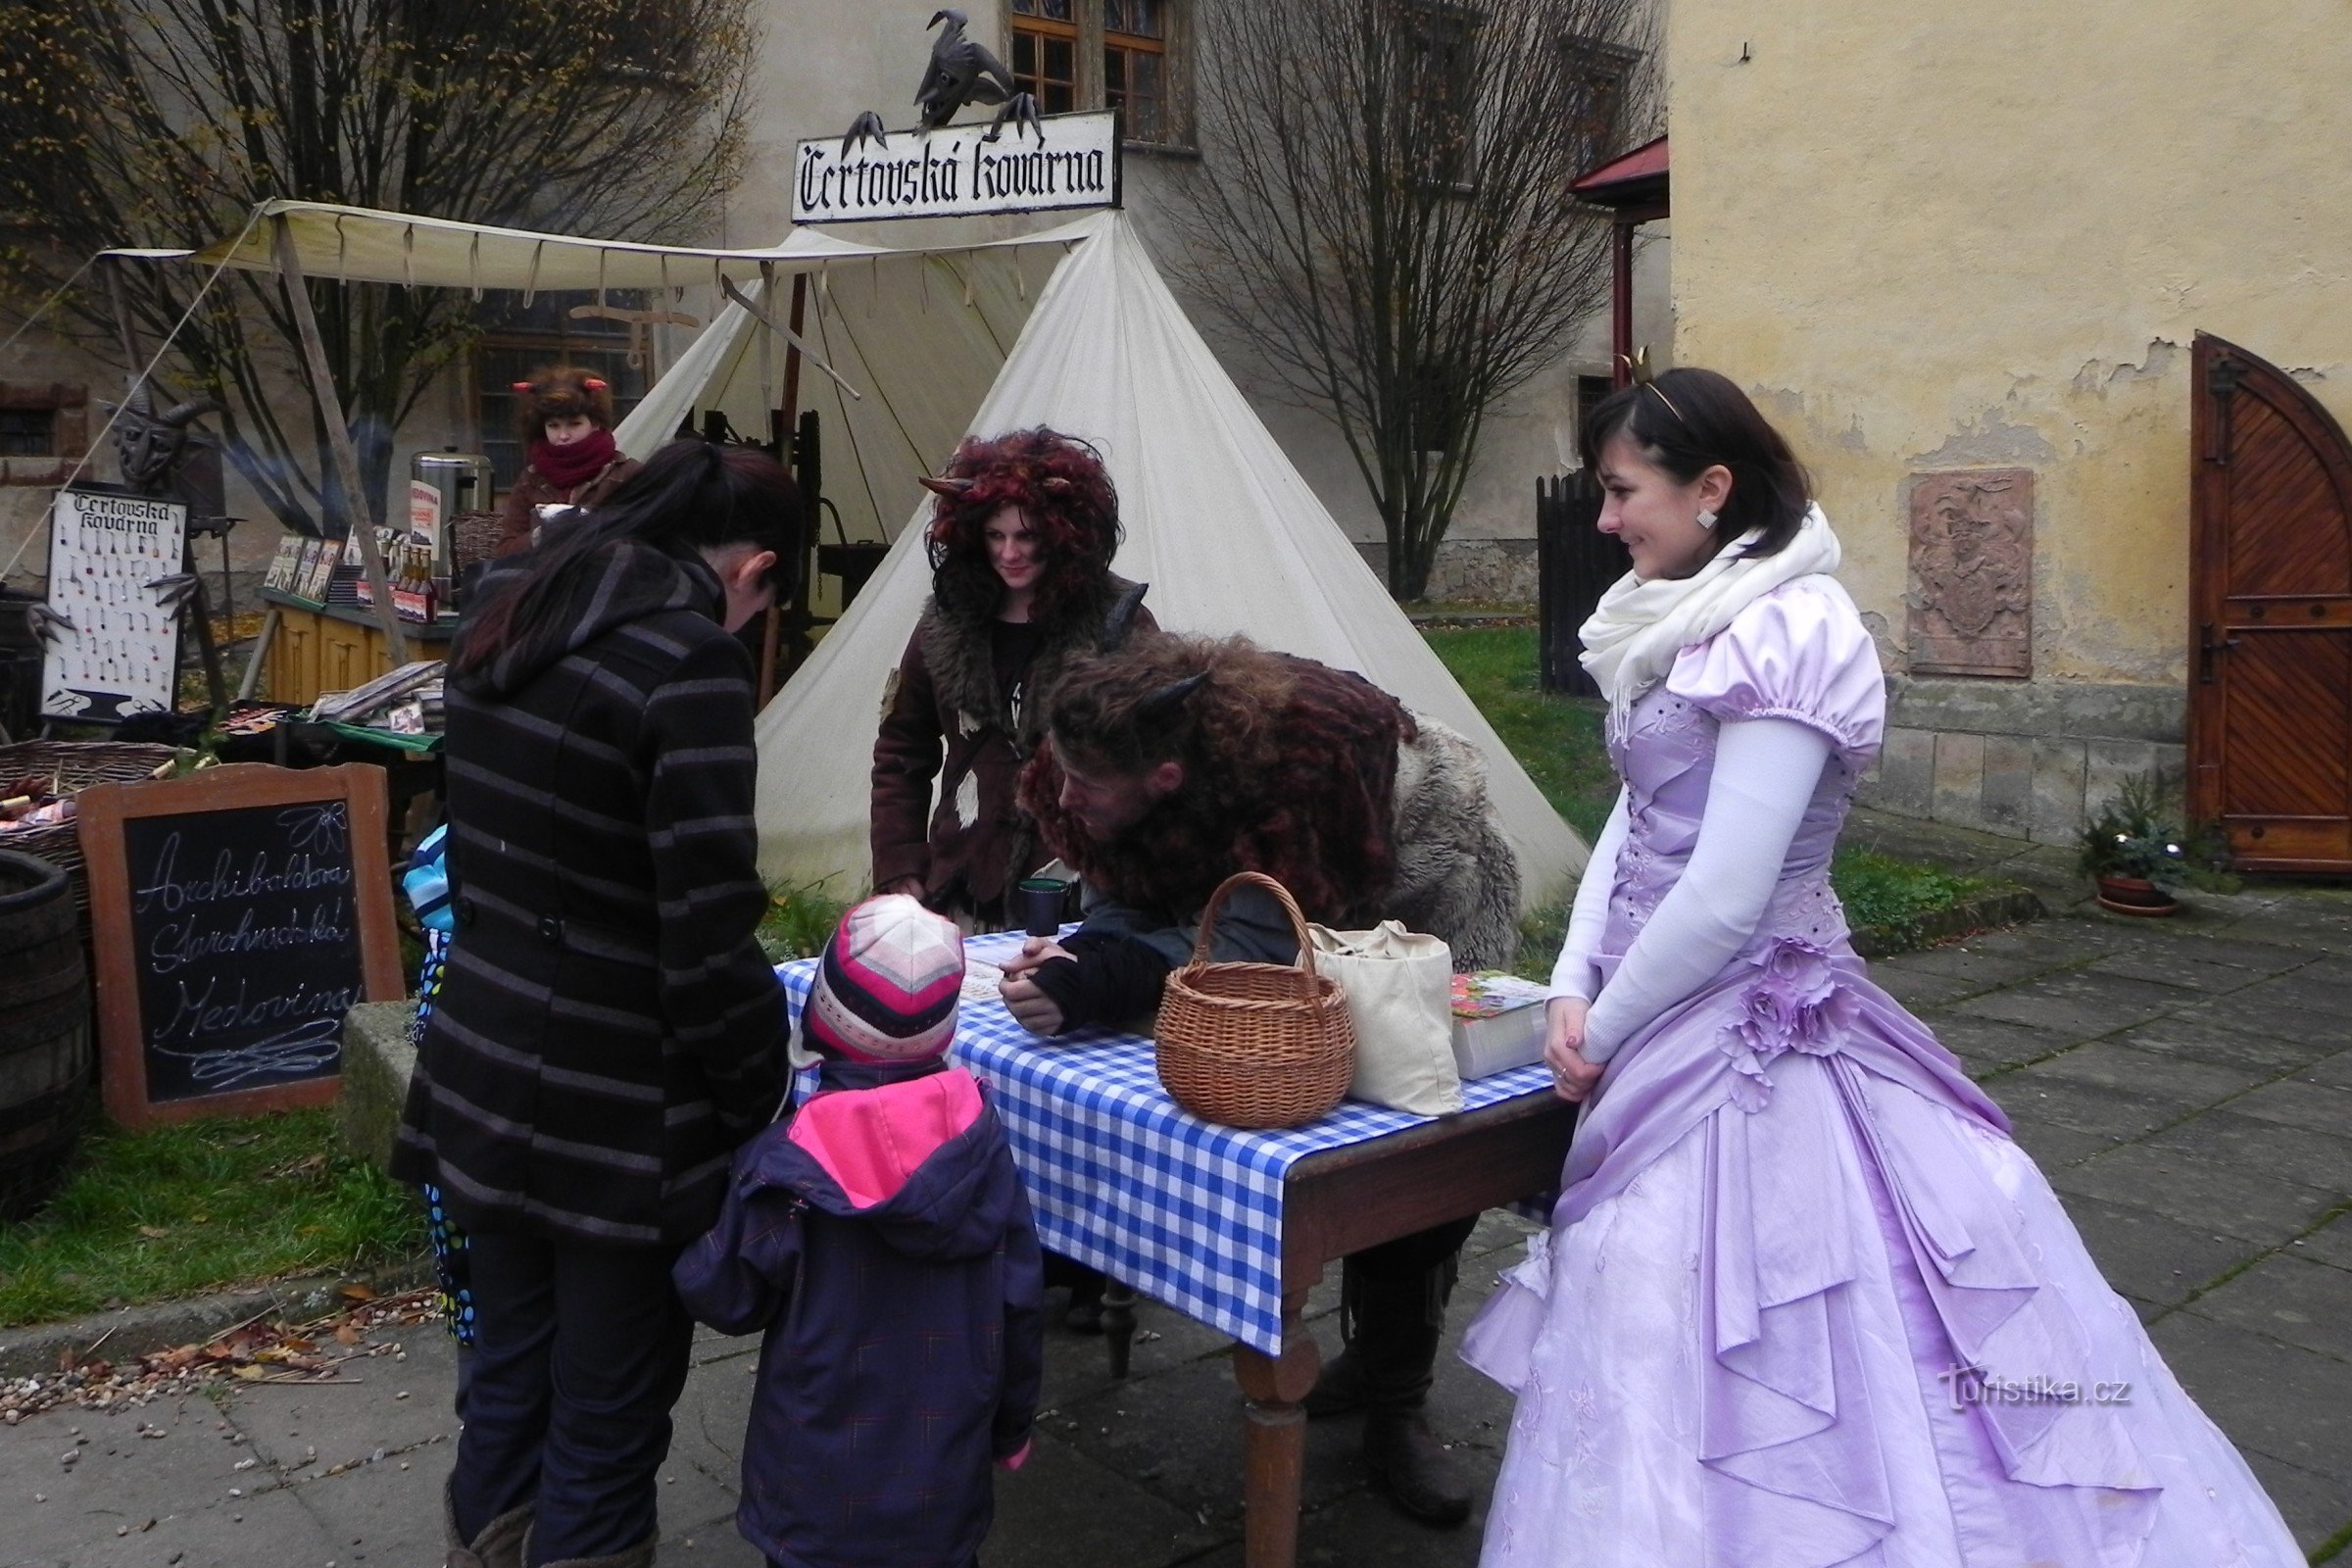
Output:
[1466, 581, 2302, 1568]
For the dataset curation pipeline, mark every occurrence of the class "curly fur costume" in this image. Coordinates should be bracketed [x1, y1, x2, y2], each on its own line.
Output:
[925, 428, 1121, 626]
[1019, 635, 1520, 967]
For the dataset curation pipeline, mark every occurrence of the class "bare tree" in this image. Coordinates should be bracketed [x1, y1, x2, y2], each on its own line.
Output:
[0, 0, 758, 533]
[1175, 0, 1651, 599]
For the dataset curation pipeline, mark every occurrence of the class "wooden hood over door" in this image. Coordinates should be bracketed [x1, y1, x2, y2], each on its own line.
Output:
[2189, 332, 2352, 872]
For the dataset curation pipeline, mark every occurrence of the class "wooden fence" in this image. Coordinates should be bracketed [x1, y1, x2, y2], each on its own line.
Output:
[1535, 471, 1629, 696]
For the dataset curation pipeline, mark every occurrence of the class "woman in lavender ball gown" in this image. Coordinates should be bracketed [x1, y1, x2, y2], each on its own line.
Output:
[1464, 368, 2303, 1568]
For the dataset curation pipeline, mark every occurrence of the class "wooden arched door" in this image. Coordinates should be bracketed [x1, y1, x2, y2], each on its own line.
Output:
[2189, 333, 2352, 872]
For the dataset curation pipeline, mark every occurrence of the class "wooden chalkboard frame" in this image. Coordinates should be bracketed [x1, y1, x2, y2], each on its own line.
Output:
[78, 762, 405, 1127]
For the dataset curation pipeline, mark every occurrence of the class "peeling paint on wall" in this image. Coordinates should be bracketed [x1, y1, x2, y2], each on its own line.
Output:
[1910, 415, 2060, 468]
[2072, 339, 2180, 391]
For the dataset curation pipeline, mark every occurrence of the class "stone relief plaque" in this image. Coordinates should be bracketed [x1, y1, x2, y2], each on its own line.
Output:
[1907, 467, 2033, 677]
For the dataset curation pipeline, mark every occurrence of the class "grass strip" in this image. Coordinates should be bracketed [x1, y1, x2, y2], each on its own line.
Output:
[0, 1108, 422, 1329]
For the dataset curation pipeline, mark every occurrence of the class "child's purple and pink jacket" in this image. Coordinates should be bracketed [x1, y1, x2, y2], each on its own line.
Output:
[674, 1056, 1045, 1568]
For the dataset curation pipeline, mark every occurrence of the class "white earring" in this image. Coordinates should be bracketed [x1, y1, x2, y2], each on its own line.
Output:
[1695, 508, 1719, 530]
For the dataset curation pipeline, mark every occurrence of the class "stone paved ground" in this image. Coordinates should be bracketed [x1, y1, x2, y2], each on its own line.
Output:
[2, 814, 2346, 1566]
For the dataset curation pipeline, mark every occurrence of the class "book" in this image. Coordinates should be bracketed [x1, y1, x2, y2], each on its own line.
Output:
[1447, 971, 1551, 1080]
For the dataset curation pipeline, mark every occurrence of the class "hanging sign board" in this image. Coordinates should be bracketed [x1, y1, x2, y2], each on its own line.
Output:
[77, 762, 405, 1127]
[39, 486, 187, 724]
[791, 110, 1121, 224]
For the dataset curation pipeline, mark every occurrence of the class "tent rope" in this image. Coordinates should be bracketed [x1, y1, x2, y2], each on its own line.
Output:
[0, 251, 102, 363]
[1, 204, 263, 582]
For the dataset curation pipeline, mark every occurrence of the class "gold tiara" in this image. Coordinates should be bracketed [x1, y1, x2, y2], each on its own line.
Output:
[1619, 350, 1683, 423]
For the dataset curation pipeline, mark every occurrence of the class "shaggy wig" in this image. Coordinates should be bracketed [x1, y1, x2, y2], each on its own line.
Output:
[513, 366, 617, 441]
[1018, 633, 1411, 924]
[925, 427, 1122, 627]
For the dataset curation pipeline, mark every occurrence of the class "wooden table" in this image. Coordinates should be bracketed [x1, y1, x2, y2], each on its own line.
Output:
[1102, 1089, 1577, 1567]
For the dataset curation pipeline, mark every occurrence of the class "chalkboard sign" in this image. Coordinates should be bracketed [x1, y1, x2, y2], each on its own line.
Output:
[78, 763, 404, 1126]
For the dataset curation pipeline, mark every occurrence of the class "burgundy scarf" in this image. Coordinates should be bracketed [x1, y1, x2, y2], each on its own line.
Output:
[529, 427, 618, 492]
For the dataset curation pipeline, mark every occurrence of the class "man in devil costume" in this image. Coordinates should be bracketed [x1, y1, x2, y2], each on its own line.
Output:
[1001, 629, 1520, 1527]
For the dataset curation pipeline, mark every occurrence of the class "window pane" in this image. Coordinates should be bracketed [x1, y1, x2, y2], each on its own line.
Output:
[1104, 47, 1125, 96]
[475, 334, 646, 490]
[1012, 21, 1080, 114]
[0, 409, 54, 459]
[1106, 0, 1164, 37]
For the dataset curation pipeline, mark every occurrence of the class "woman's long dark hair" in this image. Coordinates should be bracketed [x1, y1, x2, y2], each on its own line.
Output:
[1579, 368, 1813, 561]
[452, 438, 801, 678]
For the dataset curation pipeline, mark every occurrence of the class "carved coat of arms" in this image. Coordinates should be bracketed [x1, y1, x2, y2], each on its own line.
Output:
[1907, 468, 2033, 677]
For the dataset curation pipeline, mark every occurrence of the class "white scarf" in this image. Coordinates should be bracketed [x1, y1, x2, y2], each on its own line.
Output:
[1578, 503, 1842, 723]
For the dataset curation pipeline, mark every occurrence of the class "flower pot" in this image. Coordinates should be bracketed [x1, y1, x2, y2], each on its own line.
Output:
[2095, 874, 2179, 916]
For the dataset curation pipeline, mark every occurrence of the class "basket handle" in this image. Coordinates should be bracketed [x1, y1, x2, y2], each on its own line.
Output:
[1189, 870, 1319, 976]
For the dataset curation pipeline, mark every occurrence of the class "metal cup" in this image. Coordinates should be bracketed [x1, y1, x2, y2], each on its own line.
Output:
[1017, 875, 1072, 938]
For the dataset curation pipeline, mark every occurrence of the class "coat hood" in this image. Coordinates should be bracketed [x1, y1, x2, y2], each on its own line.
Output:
[747, 1062, 1017, 1261]
[454, 537, 726, 698]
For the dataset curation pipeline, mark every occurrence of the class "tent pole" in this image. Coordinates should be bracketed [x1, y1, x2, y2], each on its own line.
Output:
[273, 217, 409, 663]
[757, 273, 812, 707]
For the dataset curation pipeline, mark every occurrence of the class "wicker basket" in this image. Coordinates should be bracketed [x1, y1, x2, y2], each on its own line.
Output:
[0, 740, 179, 910]
[451, 510, 506, 577]
[1153, 871, 1356, 1130]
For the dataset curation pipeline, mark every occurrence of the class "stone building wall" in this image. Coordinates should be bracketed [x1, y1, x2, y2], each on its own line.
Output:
[1662, 0, 2352, 842]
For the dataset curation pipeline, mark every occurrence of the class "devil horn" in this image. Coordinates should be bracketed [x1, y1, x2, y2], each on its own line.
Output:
[918, 475, 976, 498]
[1097, 581, 1150, 654]
[1134, 671, 1207, 725]
[583, 376, 609, 391]
[1040, 475, 1074, 494]
[512, 380, 536, 393]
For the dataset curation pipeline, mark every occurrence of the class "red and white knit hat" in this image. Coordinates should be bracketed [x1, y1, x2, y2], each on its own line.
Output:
[803, 895, 964, 1062]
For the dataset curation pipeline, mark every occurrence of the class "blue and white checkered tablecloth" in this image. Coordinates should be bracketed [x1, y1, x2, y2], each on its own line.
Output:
[778, 933, 1555, 1356]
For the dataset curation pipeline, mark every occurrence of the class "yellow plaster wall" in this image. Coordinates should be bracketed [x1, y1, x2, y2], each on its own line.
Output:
[1662, 1, 2352, 684]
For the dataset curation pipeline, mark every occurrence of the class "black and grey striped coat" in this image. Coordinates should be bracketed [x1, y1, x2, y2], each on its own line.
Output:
[392, 540, 783, 1245]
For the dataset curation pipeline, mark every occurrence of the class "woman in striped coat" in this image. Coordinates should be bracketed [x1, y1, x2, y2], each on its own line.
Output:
[394, 439, 795, 1568]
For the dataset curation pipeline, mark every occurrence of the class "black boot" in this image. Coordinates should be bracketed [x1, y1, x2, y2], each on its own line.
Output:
[1330, 1254, 1473, 1527]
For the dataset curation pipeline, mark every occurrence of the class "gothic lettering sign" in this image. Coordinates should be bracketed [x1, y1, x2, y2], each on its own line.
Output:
[1907, 468, 2034, 678]
[78, 762, 405, 1126]
[40, 486, 187, 723]
[791, 111, 1121, 223]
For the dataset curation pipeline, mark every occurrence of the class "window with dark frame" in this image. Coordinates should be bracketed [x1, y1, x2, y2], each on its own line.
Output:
[0, 381, 85, 483]
[1559, 36, 1636, 170]
[1402, 2, 1478, 183]
[1103, 0, 1168, 142]
[0, 408, 56, 459]
[1004, 0, 1184, 144]
[1008, 0, 1080, 115]
[471, 293, 649, 491]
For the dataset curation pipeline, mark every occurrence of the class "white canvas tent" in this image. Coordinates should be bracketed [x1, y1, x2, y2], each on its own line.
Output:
[655, 212, 1589, 911]
[157, 200, 1587, 908]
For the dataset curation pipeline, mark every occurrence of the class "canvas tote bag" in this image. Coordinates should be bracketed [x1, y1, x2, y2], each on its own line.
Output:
[1305, 921, 1464, 1115]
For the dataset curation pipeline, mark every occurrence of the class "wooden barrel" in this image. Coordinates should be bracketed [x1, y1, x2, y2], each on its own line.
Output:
[0, 849, 91, 1219]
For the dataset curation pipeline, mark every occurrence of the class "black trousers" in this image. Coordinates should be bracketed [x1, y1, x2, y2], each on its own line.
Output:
[451, 1228, 694, 1565]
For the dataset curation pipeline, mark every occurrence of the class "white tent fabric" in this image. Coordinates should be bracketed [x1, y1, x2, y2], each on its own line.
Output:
[121, 199, 1586, 911]
[137, 199, 1075, 292]
[749, 212, 1587, 912]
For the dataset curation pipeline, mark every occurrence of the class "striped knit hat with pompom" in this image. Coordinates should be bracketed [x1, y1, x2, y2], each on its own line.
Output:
[803, 894, 965, 1062]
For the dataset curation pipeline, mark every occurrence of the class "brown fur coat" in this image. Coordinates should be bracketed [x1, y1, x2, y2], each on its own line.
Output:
[869, 577, 1153, 911]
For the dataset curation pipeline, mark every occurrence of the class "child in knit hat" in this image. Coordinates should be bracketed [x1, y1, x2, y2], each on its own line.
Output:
[674, 895, 1044, 1568]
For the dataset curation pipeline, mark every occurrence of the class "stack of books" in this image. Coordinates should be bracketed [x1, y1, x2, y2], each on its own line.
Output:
[1447, 972, 1552, 1080]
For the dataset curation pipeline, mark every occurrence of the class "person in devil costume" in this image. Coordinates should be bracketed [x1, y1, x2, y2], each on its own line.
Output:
[1001, 629, 1521, 1527]
[870, 427, 1154, 931]
[495, 367, 643, 558]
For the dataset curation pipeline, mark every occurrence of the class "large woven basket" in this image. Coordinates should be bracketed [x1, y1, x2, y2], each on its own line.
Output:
[1154, 871, 1356, 1130]
[0, 740, 179, 910]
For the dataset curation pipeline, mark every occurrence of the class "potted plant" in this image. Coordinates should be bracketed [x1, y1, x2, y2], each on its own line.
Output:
[2078, 774, 2199, 915]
